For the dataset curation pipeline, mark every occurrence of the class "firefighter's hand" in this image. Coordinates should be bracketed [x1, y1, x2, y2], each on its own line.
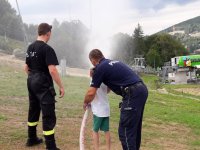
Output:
[59, 87, 65, 98]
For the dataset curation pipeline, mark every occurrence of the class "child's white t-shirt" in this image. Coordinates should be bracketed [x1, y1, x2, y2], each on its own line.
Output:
[91, 83, 110, 117]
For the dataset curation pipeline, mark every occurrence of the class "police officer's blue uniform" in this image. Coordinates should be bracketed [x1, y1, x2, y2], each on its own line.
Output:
[91, 58, 148, 150]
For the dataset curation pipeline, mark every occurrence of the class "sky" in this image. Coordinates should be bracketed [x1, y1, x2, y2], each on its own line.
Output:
[7, 0, 200, 57]
[8, 0, 200, 36]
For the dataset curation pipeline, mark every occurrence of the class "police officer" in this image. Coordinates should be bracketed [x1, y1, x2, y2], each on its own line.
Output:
[24, 23, 65, 150]
[83, 49, 148, 150]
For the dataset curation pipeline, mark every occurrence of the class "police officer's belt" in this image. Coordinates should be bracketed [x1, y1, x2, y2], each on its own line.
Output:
[121, 81, 144, 94]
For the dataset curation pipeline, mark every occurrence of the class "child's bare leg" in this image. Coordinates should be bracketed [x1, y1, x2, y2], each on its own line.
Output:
[93, 131, 99, 150]
[105, 131, 111, 150]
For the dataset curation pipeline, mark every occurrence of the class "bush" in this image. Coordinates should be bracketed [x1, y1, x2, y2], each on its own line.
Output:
[0, 40, 12, 54]
[13, 48, 25, 59]
[154, 79, 163, 89]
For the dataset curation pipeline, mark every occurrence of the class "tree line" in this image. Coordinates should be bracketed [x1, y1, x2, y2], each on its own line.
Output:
[0, 0, 90, 68]
[0, 0, 189, 69]
[111, 24, 189, 68]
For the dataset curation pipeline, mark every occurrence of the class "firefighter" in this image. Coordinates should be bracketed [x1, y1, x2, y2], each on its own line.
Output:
[24, 23, 65, 150]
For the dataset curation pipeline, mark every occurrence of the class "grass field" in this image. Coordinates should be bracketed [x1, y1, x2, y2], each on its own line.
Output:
[0, 64, 200, 150]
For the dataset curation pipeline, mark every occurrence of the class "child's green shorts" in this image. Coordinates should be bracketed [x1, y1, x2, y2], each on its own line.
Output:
[93, 115, 109, 132]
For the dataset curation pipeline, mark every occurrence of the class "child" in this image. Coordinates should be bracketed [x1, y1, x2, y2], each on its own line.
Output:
[90, 68, 111, 150]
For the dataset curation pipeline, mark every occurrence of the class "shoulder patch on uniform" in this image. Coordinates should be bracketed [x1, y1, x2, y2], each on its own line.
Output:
[109, 61, 119, 66]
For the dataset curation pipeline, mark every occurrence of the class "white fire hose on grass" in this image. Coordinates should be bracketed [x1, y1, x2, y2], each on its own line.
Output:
[79, 106, 91, 150]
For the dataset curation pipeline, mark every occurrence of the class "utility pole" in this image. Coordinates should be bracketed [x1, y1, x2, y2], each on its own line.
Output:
[15, 0, 28, 46]
[89, 0, 92, 31]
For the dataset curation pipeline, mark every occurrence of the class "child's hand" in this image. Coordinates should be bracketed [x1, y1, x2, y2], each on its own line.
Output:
[87, 103, 91, 108]
[83, 102, 88, 111]
[83, 103, 91, 111]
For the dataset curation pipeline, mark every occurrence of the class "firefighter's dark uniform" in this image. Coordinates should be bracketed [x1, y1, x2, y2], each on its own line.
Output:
[26, 40, 59, 149]
[91, 58, 148, 150]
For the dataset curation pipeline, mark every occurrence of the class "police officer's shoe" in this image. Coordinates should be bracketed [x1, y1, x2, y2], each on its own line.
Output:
[26, 137, 43, 146]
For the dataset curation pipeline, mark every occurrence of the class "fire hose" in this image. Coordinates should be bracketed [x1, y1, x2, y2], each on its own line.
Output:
[79, 106, 91, 150]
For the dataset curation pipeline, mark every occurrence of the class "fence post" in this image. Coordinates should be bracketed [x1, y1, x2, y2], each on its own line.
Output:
[60, 59, 66, 77]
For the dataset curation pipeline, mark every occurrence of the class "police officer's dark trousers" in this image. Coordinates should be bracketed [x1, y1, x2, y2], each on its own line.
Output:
[27, 72, 58, 149]
[119, 82, 148, 150]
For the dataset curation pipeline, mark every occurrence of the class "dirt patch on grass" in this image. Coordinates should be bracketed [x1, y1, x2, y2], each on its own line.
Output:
[0, 94, 196, 150]
[0, 52, 89, 77]
[0, 53, 24, 69]
[56, 113, 122, 150]
[0, 97, 197, 150]
[143, 120, 192, 150]
[175, 88, 200, 96]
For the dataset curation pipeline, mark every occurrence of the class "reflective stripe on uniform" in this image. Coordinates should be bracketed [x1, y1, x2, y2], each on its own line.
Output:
[27, 121, 38, 126]
[43, 129, 55, 135]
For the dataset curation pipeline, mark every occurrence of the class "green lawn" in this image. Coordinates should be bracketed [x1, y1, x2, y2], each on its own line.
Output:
[0, 64, 200, 150]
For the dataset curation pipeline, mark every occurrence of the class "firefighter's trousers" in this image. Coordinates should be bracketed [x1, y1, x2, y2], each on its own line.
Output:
[27, 72, 56, 139]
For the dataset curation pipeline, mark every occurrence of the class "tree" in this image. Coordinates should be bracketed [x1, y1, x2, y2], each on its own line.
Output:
[49, 20, 90, 68]
[110, 24, 147, 65]
[110, 33, 133, 64]
[0, 0, 24, 41]
[146, 48, 161, 68]
[132, 24, 146, 57]
[24, 24, 37, 43]
[145, 33, 188, 67]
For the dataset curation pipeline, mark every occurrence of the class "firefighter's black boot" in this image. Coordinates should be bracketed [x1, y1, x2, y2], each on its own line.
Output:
[26, 126, 43, 146]
[45, 134, 60, 150]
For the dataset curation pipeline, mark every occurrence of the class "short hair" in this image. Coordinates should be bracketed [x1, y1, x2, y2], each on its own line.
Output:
[38, 23, 52, 36]
[89, 49, 104, 60]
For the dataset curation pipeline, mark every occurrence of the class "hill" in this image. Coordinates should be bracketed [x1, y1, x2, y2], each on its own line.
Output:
[161, 16, 200, 34]
[158, 16, 200, 53]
